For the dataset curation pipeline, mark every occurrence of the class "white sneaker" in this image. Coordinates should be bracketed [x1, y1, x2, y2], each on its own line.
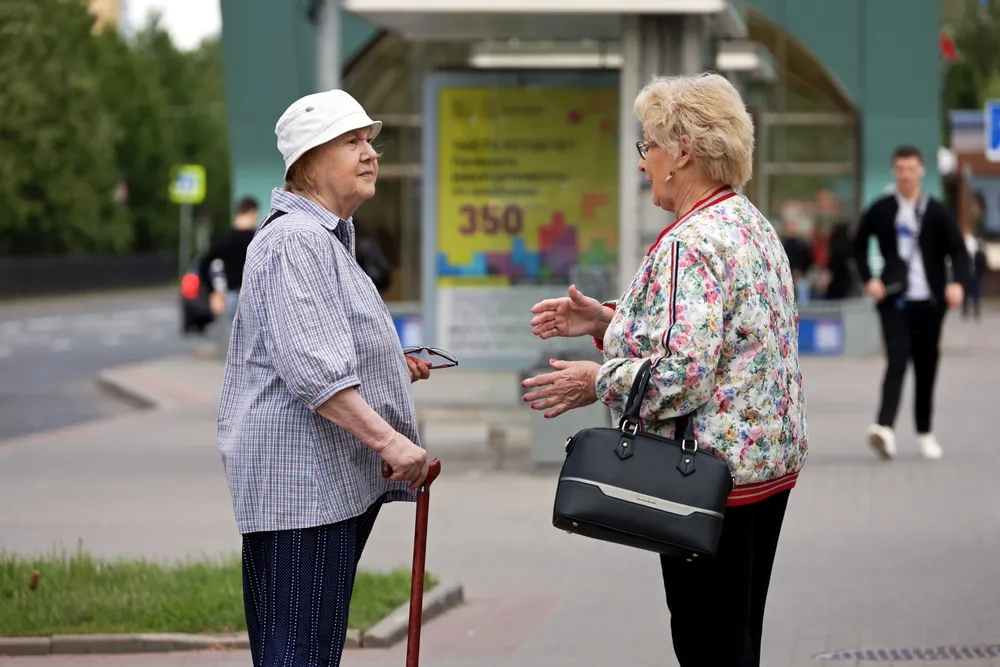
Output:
[867, 424, 897, 460]
[918, 434, 943, 460]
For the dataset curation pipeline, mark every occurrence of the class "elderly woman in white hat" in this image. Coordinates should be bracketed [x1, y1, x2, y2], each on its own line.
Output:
[217, 90, 432, 666]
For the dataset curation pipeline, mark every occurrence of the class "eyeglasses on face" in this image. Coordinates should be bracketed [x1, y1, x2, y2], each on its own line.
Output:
[402, 346, 459, 369]
[636, 139, 654, 159]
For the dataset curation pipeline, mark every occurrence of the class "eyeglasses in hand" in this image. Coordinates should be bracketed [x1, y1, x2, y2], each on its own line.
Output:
[402, 346, 459, 370]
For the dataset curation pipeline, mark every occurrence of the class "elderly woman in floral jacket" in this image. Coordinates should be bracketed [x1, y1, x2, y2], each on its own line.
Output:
[522, 72, 808, 667]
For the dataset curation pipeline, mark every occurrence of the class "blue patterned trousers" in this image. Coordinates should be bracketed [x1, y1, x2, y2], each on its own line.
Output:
[241, 498, 383, 666]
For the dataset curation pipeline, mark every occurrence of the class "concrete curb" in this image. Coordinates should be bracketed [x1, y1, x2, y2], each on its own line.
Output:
[95, 362, 213, 411]
[361, 581, 464, 648]
[0, 632, 249, 657]
[0, 582, 464, 656]
[95, 370, 160, 410]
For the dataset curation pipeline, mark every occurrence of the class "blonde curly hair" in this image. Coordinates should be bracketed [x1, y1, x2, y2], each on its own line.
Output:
[634, 72, 755, 189]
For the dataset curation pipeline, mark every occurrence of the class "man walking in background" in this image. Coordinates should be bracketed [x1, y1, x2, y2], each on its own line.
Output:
[852, 146, 968, 461]
[206, 196, 260, 354]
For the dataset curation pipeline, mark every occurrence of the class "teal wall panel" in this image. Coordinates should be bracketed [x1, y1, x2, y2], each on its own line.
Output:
[220, 0, 318, 215]
[749, 0, 781, 21]
[342, 14, 381, 65]
[783, 0, 861, 101]
[859, 0, 942, 203]
[749, 0, 943, 205]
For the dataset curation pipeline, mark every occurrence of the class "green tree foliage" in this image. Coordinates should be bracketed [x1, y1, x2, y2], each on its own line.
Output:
[0, 0, 130, 256]
[0, 0, 231, 258]
[942, 0, 1000, 128]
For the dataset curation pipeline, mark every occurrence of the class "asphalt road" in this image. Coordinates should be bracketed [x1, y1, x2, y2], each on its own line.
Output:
[0, 288, 209, 443]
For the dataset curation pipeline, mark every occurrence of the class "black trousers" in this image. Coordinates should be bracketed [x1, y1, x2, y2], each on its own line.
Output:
[876, 299, 946, 434]
[963, 276, 982, 319]
[241, 499, 383, 667]
[660, 490, 790, 667]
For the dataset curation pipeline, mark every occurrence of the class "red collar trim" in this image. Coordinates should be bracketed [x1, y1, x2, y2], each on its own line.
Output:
[646, 187, 737, 256]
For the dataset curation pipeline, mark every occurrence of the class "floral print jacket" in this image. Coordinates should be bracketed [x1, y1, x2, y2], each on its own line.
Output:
[595, 188, 808, 505]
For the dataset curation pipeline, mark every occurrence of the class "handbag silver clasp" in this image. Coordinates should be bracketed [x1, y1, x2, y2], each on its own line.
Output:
[621, 422, 639, 436]
[681, 439, 698, 452]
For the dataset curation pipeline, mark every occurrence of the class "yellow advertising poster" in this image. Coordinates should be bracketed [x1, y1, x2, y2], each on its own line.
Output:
[432, 84, 619, 363]
[436, 86, 619, 288]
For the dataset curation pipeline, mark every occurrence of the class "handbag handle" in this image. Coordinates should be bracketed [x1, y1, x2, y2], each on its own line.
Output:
[619, 359, 694, 441]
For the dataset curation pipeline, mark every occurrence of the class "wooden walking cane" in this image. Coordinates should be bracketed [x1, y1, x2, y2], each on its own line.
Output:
[382, 457, 442, 667]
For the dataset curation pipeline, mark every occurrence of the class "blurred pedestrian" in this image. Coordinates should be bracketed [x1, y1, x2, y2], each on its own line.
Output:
[355, 228, 393, 292]
[822, 221, 855, 300]
[205, 196, 260, 337]
[963, 191, 987, 321]
[852, 145, 968, 461]
[780, 214, 814, 305]
[216, 89, 433, 667]
[522, 72, 807, 667]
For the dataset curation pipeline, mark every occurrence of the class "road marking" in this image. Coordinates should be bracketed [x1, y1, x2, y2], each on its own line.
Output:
[73, 314, 106, 329]
[0, 321, 21, 336]
[147, 307, 177, 322]
[52, 338, 71, 352]
[27, 316, 63, 332]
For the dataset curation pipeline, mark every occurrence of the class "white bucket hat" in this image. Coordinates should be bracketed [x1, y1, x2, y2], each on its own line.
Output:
[275, 90, 382, 177]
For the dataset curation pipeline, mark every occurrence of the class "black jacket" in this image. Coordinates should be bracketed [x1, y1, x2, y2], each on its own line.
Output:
[851, 193, 969, 305]
[204, 228, 256, 291]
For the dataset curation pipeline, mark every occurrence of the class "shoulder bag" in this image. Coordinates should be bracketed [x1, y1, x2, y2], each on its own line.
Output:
[552, 359, 733, 557]
[883, 195, 928, 298]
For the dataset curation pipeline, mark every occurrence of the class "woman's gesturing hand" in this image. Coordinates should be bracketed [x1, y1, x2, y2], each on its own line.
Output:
[521, 359, 601, 419]
[530, 285, 609, 340]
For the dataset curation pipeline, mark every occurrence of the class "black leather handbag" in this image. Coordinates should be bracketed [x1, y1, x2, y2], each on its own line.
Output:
[552, 359, 734, 557]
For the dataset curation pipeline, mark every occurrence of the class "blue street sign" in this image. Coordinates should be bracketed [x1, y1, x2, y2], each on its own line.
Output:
[986, 100, 1000, 162]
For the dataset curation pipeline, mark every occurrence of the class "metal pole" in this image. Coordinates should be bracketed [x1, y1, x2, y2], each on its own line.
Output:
[680, 15, 703, 75]
[178, 203, 192, 277]
[316, 0, 341, 91]
[618, 16, 642, 294]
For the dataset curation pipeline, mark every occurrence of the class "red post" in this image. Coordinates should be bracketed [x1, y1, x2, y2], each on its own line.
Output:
[381, 457, 442, 667]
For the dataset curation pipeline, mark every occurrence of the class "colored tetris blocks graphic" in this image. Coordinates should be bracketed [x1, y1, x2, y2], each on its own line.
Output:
[582, 192, 610, 219]
[438, 208, 614, 279]
[437, 251, 488, 277]
[539, 212, 578, 277]
[580, 238, 616, 267]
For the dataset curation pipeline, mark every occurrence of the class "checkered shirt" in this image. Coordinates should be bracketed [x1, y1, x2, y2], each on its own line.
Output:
[218, 188, 418, 535]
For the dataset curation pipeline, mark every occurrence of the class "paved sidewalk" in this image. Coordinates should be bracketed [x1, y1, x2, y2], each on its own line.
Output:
[1, 314, 999, 666]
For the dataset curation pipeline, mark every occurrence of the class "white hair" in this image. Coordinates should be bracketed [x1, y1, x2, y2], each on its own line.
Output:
[634, 72, 755, 188]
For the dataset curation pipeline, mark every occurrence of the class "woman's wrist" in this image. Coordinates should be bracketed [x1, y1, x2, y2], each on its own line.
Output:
[592, 306, 614, 339]
[316, 387, 396, 452]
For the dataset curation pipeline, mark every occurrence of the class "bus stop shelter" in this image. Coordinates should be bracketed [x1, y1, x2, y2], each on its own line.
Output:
[308, 0, 763, 372]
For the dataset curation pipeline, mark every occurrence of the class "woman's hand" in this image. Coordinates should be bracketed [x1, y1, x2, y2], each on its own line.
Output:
[530, 285, 611, 340]
[521, 359, 601, 419]
[405, 355, 431, 383]
[377, 432, 428, 490]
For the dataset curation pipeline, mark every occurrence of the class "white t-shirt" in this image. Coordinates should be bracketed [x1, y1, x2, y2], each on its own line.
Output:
[965, 233, 979, 257]
[895, 195, 931, 301]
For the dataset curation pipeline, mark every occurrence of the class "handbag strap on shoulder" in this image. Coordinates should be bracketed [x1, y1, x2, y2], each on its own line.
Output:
[258, 209, 287, 230]
[619, 359, 695, 441]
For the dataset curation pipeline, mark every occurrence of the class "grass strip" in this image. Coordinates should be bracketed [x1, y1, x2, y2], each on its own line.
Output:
[0, 545, 435, 636]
